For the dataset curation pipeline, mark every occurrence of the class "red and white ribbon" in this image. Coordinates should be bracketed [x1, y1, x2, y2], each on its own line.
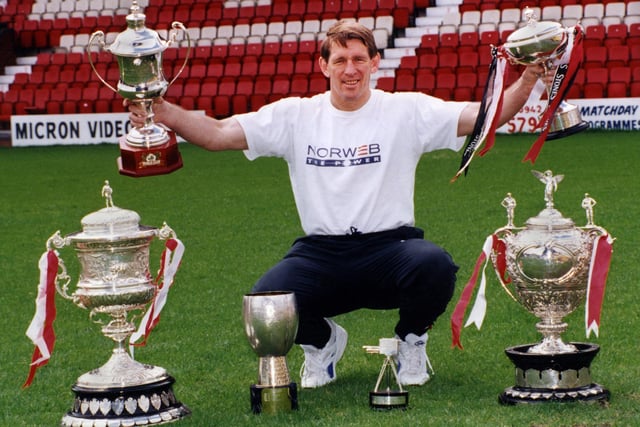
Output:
[585, 233, 614, 338]
[452, 52, 507, 181]
[523, 25, 584, 163]
[451, 235, 502, 349]
[23, 250, 58, 388]
[130, 238, 184, 351]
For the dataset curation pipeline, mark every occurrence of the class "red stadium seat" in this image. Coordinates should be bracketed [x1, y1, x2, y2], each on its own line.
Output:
[606, 82, 627, 98]
[415, 69, 435, 93]
[608, 45, 629, 68]
[609, 66, 631, 84]
[420, 34, 439, 53]
[235, 76, 254, 96]
[375, 76, 395, 92]
[291, 74, 309, 95]
[294, 53, 314, 74]
[254, 76, 273, 95]
[272, 74, 291, 95]
[276, 54, 295, 75]
[217, 76, 236, 96]
[583, 46, 607, 69]
[418, 53, 438, 71]
[395, 69, 415, 92]
[309, 74, 328, 93]
[582, 83, 604, 98]
[399, 55, 418, 70]
[213, 95, 231, 118]
[606, 24, 628, 47]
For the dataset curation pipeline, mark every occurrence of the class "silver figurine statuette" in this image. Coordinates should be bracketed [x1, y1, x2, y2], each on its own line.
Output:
[88, 0, 190, 177]
[243, 291, 299, 414]
[47, 181, 190, 426]
[493, 170, 612, 405]
[502, 8, 589, 140]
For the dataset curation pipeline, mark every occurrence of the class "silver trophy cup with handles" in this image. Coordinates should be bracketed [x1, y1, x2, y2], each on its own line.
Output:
[502, 8, 588, 139]
[88, 0, 190, 177]
[45, 181, 190, 425]
[493, 171, 611, 404]
[243, 291, 299, 414]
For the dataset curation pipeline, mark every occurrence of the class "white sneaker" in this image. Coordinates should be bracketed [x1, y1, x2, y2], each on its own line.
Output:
[300, 319, 348, 388]
[395, 332, 434, 386]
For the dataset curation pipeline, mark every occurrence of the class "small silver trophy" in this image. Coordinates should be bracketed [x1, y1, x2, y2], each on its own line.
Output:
[502, 8, 588, 140]
[363, 338, 408, 410]
[493, 170, 612, 404]
[243, 291, 299, 414]
[88, 0, 190, 177]
[45, 181, 189, 425]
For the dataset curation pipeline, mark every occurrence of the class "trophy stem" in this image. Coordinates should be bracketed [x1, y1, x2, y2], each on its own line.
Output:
[530, 320, 577, 354]
[126, 99, 170, 148]
[258, 356, 291, 387]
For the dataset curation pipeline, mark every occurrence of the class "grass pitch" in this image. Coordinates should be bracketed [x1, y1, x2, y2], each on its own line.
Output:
[1, 130, 638, 426]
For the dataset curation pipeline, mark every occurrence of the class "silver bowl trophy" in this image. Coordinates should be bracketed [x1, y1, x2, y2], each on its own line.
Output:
[502, 8, 588, 141]
[452, 9, 586, 181]
[492, 170, 613, 404]
[88, 0, 190, 177]
[243, 291, 299, 414]
[42, 182, 189, 425]
[363, 338, 409, 410]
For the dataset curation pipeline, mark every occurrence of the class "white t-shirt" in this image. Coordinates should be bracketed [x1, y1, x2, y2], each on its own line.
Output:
[237, 89, 468, 236]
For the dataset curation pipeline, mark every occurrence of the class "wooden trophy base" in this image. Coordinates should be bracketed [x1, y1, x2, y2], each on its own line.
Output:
[117, 133, 183, 177]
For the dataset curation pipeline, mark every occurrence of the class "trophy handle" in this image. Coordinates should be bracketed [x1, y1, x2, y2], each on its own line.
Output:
[46, 231, 73, 301]
[87, 31, 118, 94]
[166, 21, 191, 88]
[157, 222, 177, 240]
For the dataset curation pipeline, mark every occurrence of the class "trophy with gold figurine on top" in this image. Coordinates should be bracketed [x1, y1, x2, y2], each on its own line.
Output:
[451, 170, 614, 405]
[88, 0, 190, 177]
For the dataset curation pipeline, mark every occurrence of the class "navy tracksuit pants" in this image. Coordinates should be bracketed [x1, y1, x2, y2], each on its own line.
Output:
[251, 226, 458, 348]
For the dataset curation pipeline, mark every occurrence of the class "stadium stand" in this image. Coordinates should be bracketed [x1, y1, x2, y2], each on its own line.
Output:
[0, 0, 639, 129]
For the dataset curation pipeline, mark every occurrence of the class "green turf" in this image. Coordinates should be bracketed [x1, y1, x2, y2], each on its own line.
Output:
[1, 130, 638, 426]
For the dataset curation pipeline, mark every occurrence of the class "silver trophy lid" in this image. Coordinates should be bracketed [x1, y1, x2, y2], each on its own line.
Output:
[503, 9, 566, 64]
[107, 1, 167, 57]
[69, 181, 156, 241]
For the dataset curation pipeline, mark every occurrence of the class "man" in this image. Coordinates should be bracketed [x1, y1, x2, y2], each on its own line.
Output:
[128, 21, 545, 388]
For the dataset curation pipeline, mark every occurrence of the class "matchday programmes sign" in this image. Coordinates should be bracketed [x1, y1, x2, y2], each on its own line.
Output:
[9, 100, 640, 147]
[498, 97, 640, 134]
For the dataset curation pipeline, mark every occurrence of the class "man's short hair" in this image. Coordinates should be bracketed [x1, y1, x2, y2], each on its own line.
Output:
[320, 20, 379, 61]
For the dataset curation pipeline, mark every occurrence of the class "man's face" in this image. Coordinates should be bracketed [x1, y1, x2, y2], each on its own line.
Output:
[320, 39, 380, 111]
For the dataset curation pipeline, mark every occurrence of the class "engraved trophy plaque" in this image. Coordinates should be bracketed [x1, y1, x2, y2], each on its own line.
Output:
[502, 8, 588, 140]
[243, 291, 299, 414]
[88, 0, 190, 177]
[493, 170, 612, 404]
[44, 181, 190, 425]
[363, 338, 409, 410]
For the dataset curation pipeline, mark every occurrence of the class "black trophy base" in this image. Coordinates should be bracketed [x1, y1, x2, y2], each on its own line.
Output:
[547, 120, 590, 141]
[117, 133, 183, 177]
[499, 342, 610, 405]
[250, 383, 298, 414]
[61, 376, 191, 426]
[369, 390, 409, 410]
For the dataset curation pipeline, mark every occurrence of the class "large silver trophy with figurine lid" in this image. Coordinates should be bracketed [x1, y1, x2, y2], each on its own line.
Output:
[243, 291, 299, 414]
[46, 181, 189, 425]
[493, 170, 613, 404]
[88, 0, 190, 177]
[502, 8, 588, 140]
